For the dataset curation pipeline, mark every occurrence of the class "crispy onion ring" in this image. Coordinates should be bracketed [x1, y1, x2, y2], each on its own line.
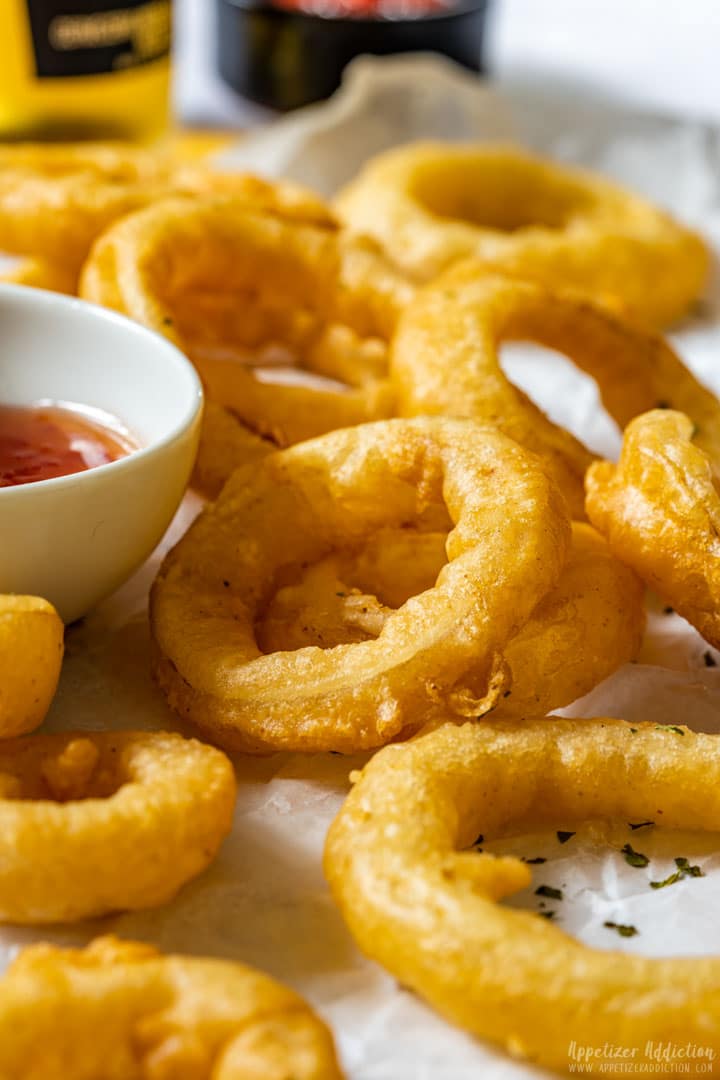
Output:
[80, 198, 412, 495]
[196, 321, 394, 496]
[150, 417, 570, 753]
[0, 142, 335, 270]
[192, 401, 276, 501]
[79, 197, 407, 349]
[0, 595, 64, 738]
[0, 142, 167, 266]
[0, 730, 236, 923]
[0, 935, 343, 1079]
[336, 141, 708, 326]
[258, 522, 643, 717]
[391, 269, 720, 517]
[325, 717, 720, 1069]
[498, 523, 644, 716]
[587, 408, 720, 648]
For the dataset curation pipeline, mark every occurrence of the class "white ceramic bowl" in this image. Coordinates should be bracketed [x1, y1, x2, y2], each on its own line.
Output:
[0, 286, 203, 623]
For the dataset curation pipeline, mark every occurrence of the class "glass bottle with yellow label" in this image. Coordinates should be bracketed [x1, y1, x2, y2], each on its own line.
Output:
[0, 0, 172, 141]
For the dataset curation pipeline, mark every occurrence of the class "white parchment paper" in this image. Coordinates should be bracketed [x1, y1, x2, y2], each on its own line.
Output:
[5, 56, 720, 1078]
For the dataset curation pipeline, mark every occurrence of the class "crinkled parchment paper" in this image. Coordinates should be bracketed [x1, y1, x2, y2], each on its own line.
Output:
[6, 55, 720, 1078]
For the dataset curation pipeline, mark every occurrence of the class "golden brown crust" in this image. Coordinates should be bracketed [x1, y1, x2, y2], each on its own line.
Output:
[587, 408, 720, 648]
[325, 717, 720, 1070]
[80, 198, 411, 491]
[150, 417, 570, 753]
[0, 935, 344, 1079]
[0, 141, 336, 266]
[0, 595, 64, 738]
[337, 141, 709, 326]
[0, 730, 236, 923]
[391, 269, 720, 518]
[257, 522, 644, 717]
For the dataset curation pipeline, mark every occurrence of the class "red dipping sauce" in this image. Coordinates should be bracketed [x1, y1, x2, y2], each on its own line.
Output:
[0, 403, 137, 488]
[272, 0, 453, 13]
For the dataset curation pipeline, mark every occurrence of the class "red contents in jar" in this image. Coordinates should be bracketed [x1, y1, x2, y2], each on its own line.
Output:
[0, 403, 136, 487]
[271, 0, 454, 16]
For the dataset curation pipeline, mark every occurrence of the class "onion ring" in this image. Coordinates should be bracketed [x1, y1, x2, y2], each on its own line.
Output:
[499, 522, 644, 716]
[80, 196, 407, 377]
[0, 142, 336, 271]
[0, 142, 167, 267]
[258, 522, 644, 717]
[80, 197, 412, 494]
[0, 730, 236, 923]
[0, 935, 343, 1079]
[325, 716, 720, 1069]
[336, 141, 708, 326]
[391, 269, 720, 517]
[195, 323, 393, 496]
[192, 400, 276, 500]
[150, 417, 570, 753]
[0, 595, 64, 738]
[586, 408, 720, 648]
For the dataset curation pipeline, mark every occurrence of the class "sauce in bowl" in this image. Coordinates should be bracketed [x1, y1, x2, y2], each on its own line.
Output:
[0, 402, 138, 487]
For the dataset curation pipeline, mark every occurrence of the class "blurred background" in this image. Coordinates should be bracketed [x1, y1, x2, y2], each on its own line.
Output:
[3, 0, 719, 143]
[177, 0, 720, 126]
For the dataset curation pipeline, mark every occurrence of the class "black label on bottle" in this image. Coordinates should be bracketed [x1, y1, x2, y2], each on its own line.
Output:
[26, 0, 171, 78]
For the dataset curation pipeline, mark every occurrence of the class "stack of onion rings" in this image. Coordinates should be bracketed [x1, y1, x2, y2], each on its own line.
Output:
[0, 140, 336, 296]
[336, 141, 708, 326]
[0, 935, 343, 1078]
[5, 131, 719, 1075]
[325, 717, 720, 1069]
[80, 197, 412, 494]
[0, 595, 64, 738]
[151, 417, 570, 752]
[391, 268, 720, 517]
[0, 730, 236, 923]
[587, 408, 720, 648]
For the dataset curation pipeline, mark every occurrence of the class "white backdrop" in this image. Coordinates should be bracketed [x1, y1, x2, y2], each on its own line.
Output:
[175, 0, 720, 127]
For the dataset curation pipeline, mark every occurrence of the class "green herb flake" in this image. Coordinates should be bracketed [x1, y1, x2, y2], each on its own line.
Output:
[674, 856, 705, 878]
[604, 921, 639, 938]
[628, 821, 654, 830]
[473, 834, 484, 846]
[335, 591, 347, 598]
[535, 885, 563, 901]
[556, 831, 575, 844]
[654, 724, 685, 736]
[650, 870, 682, 890]
[523, 856, 547, 865]
[629, 727, 638, 734]
[650, 857, 704, 890]
[540, 910, 557, 920]
[621, 843, 649, 868]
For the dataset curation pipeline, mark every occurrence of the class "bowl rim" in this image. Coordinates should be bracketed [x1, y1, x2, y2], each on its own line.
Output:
[0, 284, 203, 498]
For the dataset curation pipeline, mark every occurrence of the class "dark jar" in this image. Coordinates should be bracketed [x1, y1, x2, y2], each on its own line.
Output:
[216, 0, 489, 111]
